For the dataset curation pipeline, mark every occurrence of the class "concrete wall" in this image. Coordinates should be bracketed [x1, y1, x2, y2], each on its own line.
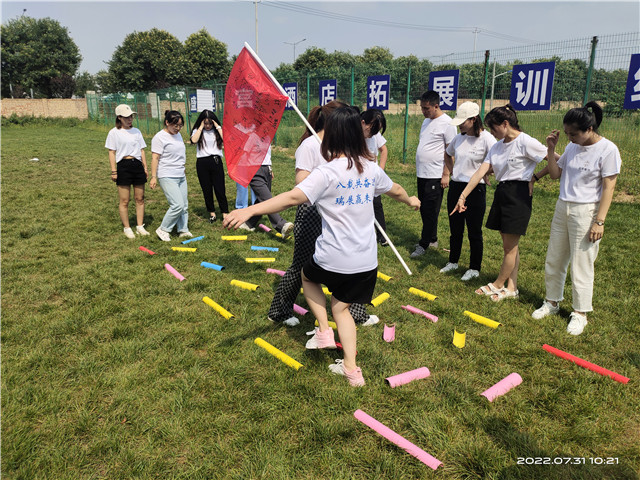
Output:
[1, 99, 89, 119]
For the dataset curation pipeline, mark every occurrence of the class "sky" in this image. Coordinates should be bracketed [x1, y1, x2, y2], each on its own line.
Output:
[1, 0, 639, 75]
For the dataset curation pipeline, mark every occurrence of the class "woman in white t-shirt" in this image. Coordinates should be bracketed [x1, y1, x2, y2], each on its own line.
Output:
[452, 104, 555, 301]
[150, 110, 192, 241]
[443, 102, 497, 281]
[105, 104, 149, 239]
[529, 102, 621, 335]
[190, 110, 229, 223]
[224, 106, 420, 387]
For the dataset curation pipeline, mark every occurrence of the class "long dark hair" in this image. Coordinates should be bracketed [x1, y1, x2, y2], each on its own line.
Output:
[361, 108, 386, 136]
[299, 100, 348, 145]
[563, 101, 603, 133]
[321, 106, 373, 173]
[191, 110, 223, 148]
[484, 104, 521, 132]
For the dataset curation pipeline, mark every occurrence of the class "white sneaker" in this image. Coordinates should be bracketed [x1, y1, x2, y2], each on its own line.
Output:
[123, 227, 135, 239]
[440, 262, 458, 273]
[362, 315, 380, 327]
[532, 300, 560, 320]
[567, 312, 588, 335]
[428, 241, 439, 249]
[239, 222, 255, 232]
[328, 359, 365, 387]
[281, 222, 294, 239]
[136, 224, 150, 236]
[282, 316, 300, 327]
[410, 245, 426, 258]
[461, 269, 480, 281]
[178, 231, 193, 238]
[156, 227, 171, 242]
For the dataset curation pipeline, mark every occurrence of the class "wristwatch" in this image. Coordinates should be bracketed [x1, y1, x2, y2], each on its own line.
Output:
[595, 220, 605, 226]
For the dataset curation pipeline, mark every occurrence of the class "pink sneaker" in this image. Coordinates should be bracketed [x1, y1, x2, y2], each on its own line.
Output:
[305, 327, 337, 349]
[328, 359, 365, 387]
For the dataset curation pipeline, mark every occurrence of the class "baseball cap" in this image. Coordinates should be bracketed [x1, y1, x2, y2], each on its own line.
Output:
[115, 104, 136, 117]
[450, 102, 480, 126]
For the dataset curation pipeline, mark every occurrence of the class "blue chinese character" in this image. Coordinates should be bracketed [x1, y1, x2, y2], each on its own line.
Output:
[346, 195, 354, 205]
[355, 179, 363, 189]
[364, 178, 371, 188]
[356, 194, 362, 204]
[335, 196, 345, 206]
[364, 194, 372, 204]
[336, 182, 347, 189]
[346, 179, 354, 189]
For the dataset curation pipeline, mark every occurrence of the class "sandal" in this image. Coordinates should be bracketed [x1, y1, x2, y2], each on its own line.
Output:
[490, 288, 519, 302]
[209, 214, 217, 223]
[475, 283, 501, 296]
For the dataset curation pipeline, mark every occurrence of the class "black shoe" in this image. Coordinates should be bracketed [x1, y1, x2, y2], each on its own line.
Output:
[378, 237, 388, 247]
[209, 215, 217, 223]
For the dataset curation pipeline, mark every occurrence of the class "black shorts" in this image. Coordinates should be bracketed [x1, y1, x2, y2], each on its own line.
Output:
[116, 158, 147, 186]
[485, 181, 532, 235]
[302, 257, 377, 305]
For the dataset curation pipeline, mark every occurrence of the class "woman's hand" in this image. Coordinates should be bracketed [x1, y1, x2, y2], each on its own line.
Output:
[546, 130, 560, 149]
[407, 196, 421, 210]
[222, 209, 252, 230]
[589, 222, 604, 242]
[150, 177, 157, 189]
[450, 196, 467, 215]
[111, 172, 117, 183]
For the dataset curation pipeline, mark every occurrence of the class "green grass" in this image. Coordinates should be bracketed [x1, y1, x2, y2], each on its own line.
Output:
[2, 122, 639, 479]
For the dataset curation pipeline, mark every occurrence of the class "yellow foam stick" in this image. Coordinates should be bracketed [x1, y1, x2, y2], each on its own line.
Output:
[315, 320, 338, 330]
[202, 296, 234, 319]
[409, 287, 438, 301]
[172, 247, 197, 252]
[230, 279, 259, 291]
[221, 235, 247, 241]
[300, 287, 332, 295]
[463, 310, 502, 329]
[377, 271, 392, 282]
[453, 329, 466, 348]
[254, 337, 303, 370]
[245, 257, 276, 263]
[371, 292, 390, 307]
[275, 232, 283, 238]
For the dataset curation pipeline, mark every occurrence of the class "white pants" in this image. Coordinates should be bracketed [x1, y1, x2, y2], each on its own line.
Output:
[544, 199, 600, 312]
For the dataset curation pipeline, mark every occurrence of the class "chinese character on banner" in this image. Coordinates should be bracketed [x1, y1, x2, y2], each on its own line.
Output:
[623, 53, 640, 110]
[189, 94, 197, 113]
[429, 70, 459, 110]
[510, 61, 555, 110]
[196, 89, 216, 112]
[319, 79, 337, 106]
[367, 75, 390, 110]
[283, 82, 297, 111]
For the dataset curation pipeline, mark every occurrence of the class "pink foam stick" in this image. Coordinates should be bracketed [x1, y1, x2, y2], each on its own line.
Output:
[385, 367, 431, 388]
[480, 372, 522, 401]
[402, 305, 438, 323]
[258, 223, 272, 232]
[383, 324, 395, 343]
[164, 263, 185, 282]
[354, 409, 442, 470]
[139, 246, 155, 255]
[543, 344, 630, 384]
[266, 268, 286, 276]
[293, 303, 308, 315]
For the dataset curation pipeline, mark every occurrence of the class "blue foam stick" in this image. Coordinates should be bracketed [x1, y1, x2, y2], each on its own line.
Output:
[182, 235, 205, 244]
[201, 261, 224, 271]
[251, 246, 279, 252]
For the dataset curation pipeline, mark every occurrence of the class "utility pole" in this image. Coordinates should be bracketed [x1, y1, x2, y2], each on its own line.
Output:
[284, 38, 306, 63]
[254, 1, 259, 54]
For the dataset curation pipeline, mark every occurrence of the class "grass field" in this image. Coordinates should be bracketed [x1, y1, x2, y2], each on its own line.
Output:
[2, 120, 639, 479]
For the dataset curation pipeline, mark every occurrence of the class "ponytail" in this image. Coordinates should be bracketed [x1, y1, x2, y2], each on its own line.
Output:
[563, 101, 603, 133]
[484, 104, 521, 131]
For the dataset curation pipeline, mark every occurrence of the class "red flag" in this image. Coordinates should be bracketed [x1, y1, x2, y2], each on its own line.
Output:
[223, 48, 289, 187]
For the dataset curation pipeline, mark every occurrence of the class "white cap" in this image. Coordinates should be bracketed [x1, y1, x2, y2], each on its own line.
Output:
[115, 104, 136, 117]
[450, 102, 480, 126]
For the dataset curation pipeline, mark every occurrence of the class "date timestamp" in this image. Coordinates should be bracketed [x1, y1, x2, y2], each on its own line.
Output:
[517, 457, 619, 465]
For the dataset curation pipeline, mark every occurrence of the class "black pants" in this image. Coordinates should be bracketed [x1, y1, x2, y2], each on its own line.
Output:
[417, 177, 444, 247]
[447, 181, 486, 271]
[373, 195, 386, 241]
[196, 155, 229, 214]
[267, 204, 369, 324]
[246, 165, 286, 232]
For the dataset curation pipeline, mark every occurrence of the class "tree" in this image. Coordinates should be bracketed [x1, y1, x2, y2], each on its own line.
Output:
[293, 47, 331, 72]
[107, 28, 186, 92]
[95, 70, 116, 94]
[183, 29, 230, 85]
[359, 46, 394, 65]
[1, 16, 81, 98]
[74, 71, 97, 97]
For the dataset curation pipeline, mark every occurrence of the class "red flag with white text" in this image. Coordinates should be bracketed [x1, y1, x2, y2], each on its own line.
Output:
[223, 47, 289, 187]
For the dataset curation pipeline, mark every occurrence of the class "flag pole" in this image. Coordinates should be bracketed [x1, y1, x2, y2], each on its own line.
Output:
[242, 42, 412, 276]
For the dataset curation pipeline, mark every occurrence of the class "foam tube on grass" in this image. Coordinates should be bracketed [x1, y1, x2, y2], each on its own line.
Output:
[181, 235, 205, 244]
[383, 324, 396, 342]
[386, 367, 431, 388]
[408, 287, 437, 301]
[254, 337, 303, 370]
[165, 263, 185, 281]
[139, 246, 156, 255]
[371, 292, 390, 307]
[293, 303, 308, 315]
[230, 279, 259, 291]
[353, 409, 442, 470]
[258, 223, 272, 232]
[202, 296, 234, 319]
[266, 268, 286, 276]
[300, 286, 332, 296]
[222, 235, 247, 241]
[453, 329, 466, 348]
[172, 247, 197, 252]
[463, 310, 502, 329]
[402, 305, 438, 322]
[201, 262, 224, 271]
[543, 344, 630, 384]
[252, 245, 279, 252]
[245, 257, 276, 263]
[314, 319, 338, 330]
[480, 372, 522, 401]
[377, 271, 392, 282]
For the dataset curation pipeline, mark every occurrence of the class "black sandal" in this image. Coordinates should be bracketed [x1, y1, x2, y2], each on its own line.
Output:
[209, 214, 217, 223]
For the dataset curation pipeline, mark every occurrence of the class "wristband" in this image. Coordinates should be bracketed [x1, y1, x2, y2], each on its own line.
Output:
[533, 173, 539, 181]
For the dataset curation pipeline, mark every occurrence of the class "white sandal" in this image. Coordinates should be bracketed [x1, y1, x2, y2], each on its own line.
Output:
[475, 283, 501, 296]
[491, 288, 519, 302]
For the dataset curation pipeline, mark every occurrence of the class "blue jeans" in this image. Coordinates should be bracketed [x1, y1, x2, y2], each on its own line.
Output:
[235, 182, 255, 209]
[158, 176, 189, 233]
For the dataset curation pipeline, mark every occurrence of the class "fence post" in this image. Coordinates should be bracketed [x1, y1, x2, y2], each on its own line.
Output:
[481, 50, 490, 117]
[402, 65, 412, 164]
[306, 73, 310, 117]
[350, 66, 355, 105]
[584, 36, 598, 105]
[184, 87, 190, 134]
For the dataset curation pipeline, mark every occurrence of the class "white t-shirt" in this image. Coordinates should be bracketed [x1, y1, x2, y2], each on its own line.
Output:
[261, 145, 272, 166]
[415, 113, 456, 178]
[151, 130, 186, 178]
[484, 132, 546, 182]
[192, 129, 223, 158]
[105, 127, 146, 163]
[365, 133, 387, 164]
[558, 138, 621, 203]
[297, 157, 394, 274]
[446, 130, 497, 183]
[295, 136, 325, 173]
